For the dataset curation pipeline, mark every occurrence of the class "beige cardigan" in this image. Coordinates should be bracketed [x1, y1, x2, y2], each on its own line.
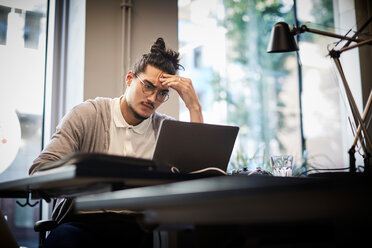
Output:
[29, 97, 172, 222]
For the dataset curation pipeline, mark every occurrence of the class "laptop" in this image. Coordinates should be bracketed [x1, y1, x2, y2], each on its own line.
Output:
[152, 120, 239, 173]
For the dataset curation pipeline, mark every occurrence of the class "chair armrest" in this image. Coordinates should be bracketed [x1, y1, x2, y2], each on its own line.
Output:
[34, 220, 58, 232]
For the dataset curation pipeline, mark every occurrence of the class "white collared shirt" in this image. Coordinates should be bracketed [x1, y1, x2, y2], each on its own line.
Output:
[107, 97, 156, 159]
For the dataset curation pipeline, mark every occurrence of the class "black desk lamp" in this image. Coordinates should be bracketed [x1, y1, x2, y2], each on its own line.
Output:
[267, 20, 372, 174]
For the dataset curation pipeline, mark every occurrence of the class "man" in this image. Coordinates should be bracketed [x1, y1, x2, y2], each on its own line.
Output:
[29, 38, 203, 247]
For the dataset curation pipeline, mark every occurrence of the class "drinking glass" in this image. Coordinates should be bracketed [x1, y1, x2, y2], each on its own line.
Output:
[270, 155, 293, 176]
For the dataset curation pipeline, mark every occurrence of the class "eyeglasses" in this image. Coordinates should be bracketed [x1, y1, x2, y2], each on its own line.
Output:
[135, 74, 170, 102]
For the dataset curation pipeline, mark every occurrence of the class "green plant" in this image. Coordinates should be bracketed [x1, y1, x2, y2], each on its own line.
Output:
[292, 153, 336, 176]
[230, 145, 271, 172]
[231, 147, 329, 177]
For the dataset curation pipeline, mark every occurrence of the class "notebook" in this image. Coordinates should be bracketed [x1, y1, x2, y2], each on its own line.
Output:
[152, 120, 239, 173]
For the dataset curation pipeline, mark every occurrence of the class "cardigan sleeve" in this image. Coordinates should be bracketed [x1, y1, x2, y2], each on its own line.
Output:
[29, 103, 92, 175]
[29, 99, 104, 175]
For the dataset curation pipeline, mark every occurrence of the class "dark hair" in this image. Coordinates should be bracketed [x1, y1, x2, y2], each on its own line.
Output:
[133, 37, 183, 75]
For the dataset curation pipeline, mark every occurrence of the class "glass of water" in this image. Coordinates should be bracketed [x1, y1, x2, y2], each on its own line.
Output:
[270, 155, 293, 176]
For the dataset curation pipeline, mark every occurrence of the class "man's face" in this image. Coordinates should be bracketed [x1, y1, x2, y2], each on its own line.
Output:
[123, 65, 169, 124]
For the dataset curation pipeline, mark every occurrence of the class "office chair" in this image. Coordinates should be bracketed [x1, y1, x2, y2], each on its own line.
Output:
[34, 215, 159, 248]
[34, 219, 58, 248]
[34, 219, 161, 248]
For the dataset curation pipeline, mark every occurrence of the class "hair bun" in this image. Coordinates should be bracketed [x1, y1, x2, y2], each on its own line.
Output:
[150, 38, 166, 54]
[133, 37, 183, 75]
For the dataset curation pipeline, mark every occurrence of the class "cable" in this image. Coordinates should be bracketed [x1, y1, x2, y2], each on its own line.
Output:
[300, 167, 350, 176]
[189, 167, 227, 175]
[169, 166, 227, 175]
[170, 166, 180, 173]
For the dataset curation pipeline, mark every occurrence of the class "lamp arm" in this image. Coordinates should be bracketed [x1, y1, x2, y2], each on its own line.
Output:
[339, 38, 372, 53]
[293, 25, 362, 43]
[343, 16, 372, 49]
[333, 57, 372, 152]
[352, 90, 372, 148]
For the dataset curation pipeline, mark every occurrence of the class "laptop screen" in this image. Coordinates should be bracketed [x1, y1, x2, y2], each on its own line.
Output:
[152, 120, 239, 173]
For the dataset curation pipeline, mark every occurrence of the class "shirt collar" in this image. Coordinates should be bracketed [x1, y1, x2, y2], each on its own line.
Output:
[113, 97, 152, 134]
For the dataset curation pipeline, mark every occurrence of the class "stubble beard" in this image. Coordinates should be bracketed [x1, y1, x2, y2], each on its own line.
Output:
[128, 102, 149, 121]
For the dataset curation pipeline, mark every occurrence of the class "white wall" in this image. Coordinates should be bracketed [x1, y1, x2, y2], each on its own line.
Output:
[65, 0, 86, 112]
[84, 0, 122, 100]
[130, 0, 179, 118]
[83, 0, 179, 119]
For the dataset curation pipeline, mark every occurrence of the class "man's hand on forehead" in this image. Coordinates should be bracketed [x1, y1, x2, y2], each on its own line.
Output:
[159, 73, 203, 123]
[159, 74, 197, 106]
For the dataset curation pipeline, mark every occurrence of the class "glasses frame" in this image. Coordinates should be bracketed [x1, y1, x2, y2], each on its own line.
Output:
[134, 74, 170, 103]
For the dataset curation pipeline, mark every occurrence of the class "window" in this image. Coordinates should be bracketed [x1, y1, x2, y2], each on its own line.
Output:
[179, 0, 348, 174]
[0, 5, 11, 45]
[24, 10, 44, 49]
[193, 46, 202, 68]
[0, 0, 49, 247]
[296, 0, 346, 170]
[179, 0, 301, 172]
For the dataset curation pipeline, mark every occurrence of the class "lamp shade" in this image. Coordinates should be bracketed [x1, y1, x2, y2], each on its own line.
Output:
[267, 22, 298, 53]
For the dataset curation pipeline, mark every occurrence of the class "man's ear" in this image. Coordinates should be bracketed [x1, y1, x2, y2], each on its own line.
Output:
[126, 71, 134, 86]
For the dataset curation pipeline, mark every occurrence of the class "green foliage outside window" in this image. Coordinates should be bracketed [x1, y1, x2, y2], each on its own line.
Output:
[211, 0, 296, 169]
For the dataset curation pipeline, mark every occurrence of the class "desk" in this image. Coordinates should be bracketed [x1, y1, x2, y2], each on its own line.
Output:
[75, 174, 372, 247]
